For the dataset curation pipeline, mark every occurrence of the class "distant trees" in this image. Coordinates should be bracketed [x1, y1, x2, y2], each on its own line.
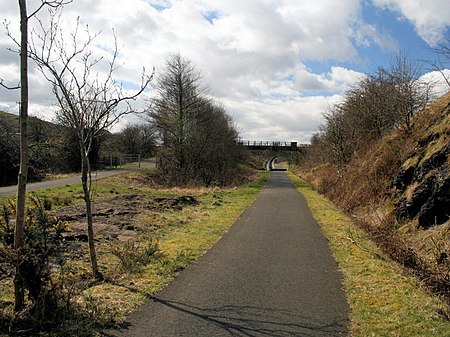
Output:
[309, 54, 432, 166]
[0, 114, 19, 186]
[0, 114, 108, 186]
[148, 54, 242, 185]
[119, 123, 156, 158]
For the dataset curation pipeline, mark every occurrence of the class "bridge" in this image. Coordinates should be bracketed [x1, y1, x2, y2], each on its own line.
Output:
[238, 140, 309, 171]
[238, 140, 308, 151]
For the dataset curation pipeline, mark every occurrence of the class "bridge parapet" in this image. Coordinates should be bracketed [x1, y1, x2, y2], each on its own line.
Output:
[238, 140, 309, 151]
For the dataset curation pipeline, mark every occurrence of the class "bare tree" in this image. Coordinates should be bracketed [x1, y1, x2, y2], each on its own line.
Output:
[149, 54, 242, 185]
[309, 53, 433, 168]
[1, 0, 70, 312]
[28, 11, 153, 279]
[321, 105, 356, 167]
[427, 36, 450, 87]
[383, 53, 432, 128]
[149, 54, 205, 183]
[191, 101, 242, 185]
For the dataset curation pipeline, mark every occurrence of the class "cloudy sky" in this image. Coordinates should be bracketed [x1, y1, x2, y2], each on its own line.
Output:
[1, 0, 449, 143]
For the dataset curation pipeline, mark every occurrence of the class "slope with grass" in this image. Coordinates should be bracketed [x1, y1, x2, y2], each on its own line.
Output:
[297, 92, 449, 303]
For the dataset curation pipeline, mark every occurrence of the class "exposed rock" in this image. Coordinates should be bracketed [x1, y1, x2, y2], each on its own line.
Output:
[57, 194, 198, 241]
[394, 165, 415, 191]
[394, 137, 450, 228]
[63, 233, 88, 242]
[416, 143, 450, 180]
[154, 195, 198, 209]
[417, 132, 439, 148]
[95, 208, 114, 216]
[408, 175, 436, 217]
[418, 175, 450, 228]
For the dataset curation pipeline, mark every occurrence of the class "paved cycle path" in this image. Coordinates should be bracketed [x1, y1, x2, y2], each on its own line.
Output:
[0, 159, 156, 196]
[106, 171, 349, 336]
[0, 170, 128, 196]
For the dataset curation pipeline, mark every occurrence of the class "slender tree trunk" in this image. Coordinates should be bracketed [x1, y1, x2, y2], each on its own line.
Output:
[80, 146, 102, 280]
[14, 0, 29, 312]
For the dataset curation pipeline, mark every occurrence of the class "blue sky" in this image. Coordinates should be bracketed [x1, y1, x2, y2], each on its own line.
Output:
[359, 2, 441, 71]
[0, 0, 449, 142]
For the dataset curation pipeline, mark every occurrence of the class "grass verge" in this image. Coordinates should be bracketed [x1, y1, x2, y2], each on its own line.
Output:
[288, 172, 450, 337]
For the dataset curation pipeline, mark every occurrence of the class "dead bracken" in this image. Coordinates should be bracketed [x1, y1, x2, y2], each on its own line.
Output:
[57, 194, 198, 242]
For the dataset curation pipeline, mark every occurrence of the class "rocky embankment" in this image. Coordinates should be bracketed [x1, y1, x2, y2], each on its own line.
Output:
[395, 135, 450, 228]
[299, 92, 450, 300]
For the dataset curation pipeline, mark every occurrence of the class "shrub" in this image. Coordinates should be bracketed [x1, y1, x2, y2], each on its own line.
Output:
[158, 250, 195, 275]
[0, 198, 68, 327]
[110, 239, 160, 273]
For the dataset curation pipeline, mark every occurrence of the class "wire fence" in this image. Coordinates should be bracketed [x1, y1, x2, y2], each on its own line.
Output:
[98, 154, 141, 170]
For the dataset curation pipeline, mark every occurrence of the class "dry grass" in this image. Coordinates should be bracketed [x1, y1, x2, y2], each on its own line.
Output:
[405, 181, 420, 202]
[295, 92, 450, 302]
[289, 173, 450, 336]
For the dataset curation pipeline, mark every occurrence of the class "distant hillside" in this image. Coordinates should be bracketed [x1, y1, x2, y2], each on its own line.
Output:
[0, 111, 121, 186]
[0, 110, 62, 132]
[0, 111, 19, 130]
[298, 91, 450, 301]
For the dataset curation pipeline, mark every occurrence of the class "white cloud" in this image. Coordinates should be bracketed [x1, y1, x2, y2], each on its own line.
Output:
[225, 94, 342, 142]
[354, 22, 398, 52]
[372, 0, 450, 46]
[291, 65, 366, 93]
[420, 70, 450, 97]
[0, 0, 448, 143]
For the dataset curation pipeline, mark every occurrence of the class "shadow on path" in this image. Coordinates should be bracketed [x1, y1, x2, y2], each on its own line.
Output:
[106, 295, 347, 337]
[104, 172, 349, 337]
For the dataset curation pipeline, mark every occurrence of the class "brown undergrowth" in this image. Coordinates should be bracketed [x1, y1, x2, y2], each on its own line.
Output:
[296, 92, 450, 304]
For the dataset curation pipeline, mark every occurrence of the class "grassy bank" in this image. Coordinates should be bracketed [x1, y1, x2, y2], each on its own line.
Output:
[288, 172, 450, 337]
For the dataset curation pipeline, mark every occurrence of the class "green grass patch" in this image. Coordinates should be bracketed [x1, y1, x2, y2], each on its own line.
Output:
[288, 172, 450, 337]
[0, 174, 146, 211]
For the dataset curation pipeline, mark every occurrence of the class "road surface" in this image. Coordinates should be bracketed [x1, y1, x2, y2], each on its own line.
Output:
[106, 171, 349, 337]
[0, 159, 156, 196]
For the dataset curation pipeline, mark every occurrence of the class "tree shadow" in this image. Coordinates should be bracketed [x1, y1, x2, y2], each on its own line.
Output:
[106, 295, 348, 336]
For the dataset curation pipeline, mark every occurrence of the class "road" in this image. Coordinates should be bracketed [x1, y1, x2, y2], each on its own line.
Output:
[0, 159, 156, 197]
[106, 171, 349, 337]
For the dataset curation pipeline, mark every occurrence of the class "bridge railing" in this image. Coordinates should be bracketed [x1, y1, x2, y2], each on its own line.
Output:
[238, 140, 309, 148]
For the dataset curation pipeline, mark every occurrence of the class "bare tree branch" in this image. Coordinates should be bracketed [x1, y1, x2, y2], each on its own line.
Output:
[0, 79, 20, 90]
[28, 0, 73, 20]
[27, 8, 153, 279]
[424, 37, 450, 88]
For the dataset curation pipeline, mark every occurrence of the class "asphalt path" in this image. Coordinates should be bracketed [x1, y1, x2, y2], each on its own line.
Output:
[106, 171, 349, 337]
[0, 159, 156, 196]
[0, 170, 128, 196]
